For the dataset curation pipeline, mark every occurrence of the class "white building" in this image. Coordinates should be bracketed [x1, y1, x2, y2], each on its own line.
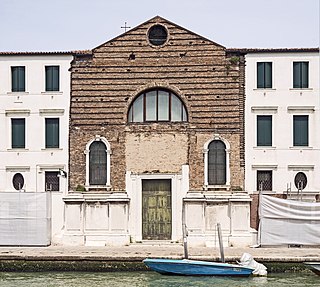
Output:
[0, 52, 73, 245]
[244, 48, 320, 231]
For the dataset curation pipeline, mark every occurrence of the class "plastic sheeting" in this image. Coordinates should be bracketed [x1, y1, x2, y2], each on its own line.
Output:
[0, 192, 51, 246]
[258, 195, 320, 246]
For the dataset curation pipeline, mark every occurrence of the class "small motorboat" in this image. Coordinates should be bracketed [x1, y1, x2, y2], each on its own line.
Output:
[304, 262, 320, 275]
[143, 258, 255, 277]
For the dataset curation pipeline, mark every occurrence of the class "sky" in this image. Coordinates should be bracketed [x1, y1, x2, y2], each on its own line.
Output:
[0, 0, 319, 52]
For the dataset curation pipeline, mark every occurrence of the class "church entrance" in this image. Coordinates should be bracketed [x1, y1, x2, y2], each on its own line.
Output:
[142, 179, 172, 240]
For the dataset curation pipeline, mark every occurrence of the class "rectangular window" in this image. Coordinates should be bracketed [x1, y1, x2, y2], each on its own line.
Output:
[12, 118, 25, 148]
[45, 171, 60, 191]
[293, 115, 308, 146]
[293, 62, 309, 88]
[257, 62, 272, 88]
[11, 66, 25, 92]
[257, 170, 272, 191]
[45, 66, 60, 91]
[257, 115, 272, 146]
[45, 118, 59, 148]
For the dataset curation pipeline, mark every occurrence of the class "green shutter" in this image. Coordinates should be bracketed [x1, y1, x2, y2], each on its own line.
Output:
[293, 62, 301, 88]
[293, 115, 308, 146]
[257, 63, 264, 88]
[257, 115, 272, 146]
[293, 62, 309, 88]
[11, 66, 25, 92]
[46, 66, 59, 91]
[45, 118, 59, 148]
[257, 62, 272, 88]
[12, 119, 25, 148]
[301, 62, 309, 88]
[264, 62, 272, 88]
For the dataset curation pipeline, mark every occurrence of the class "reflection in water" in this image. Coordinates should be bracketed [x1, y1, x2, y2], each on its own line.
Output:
[0, 271, 318, 287]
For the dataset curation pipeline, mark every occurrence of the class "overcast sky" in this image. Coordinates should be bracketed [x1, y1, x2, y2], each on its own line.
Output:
[0, 0, 319, 52]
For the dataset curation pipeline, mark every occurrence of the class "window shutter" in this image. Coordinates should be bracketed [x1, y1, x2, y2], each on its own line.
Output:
[294, 115, 308, 146]
[46, 66, 59, 91]
[293, 62, 301, 88]
[12, 119, 25, 148]
[257, 116, 272, 146]
[257, 63, 264, 88]
[45, 118, 59, 148]
[301, 62, 309, 88]
[12, 66, 25, 92]
[264, 62, 272, 88]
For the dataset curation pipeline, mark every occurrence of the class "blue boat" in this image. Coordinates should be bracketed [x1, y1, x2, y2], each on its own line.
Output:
[143, 258, 255, 277]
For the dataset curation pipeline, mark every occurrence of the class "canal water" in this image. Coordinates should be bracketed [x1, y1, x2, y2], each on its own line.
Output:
[0, 271, 318, 287]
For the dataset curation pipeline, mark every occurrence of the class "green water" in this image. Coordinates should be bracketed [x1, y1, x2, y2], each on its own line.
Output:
[0, 271, 318, 287]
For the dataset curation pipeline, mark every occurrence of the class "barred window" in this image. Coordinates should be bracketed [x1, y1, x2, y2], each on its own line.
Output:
[257, 170, 272, 191]
[89, 141, 107, 185]
[208, 140, 226, 185]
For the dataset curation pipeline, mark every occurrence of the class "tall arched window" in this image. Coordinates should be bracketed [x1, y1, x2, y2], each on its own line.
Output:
[85, 136, 111, 188]
[204, 137, 230, 188]
[208, 140, 226, 185]
[128, 89, 187, 123]
[89, 141, 107, 185]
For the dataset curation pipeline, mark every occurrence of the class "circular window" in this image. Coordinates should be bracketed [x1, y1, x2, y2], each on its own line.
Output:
[13, 173, 24, 190]
[294, 172, 307, 190]
[148, 25, 168, 46]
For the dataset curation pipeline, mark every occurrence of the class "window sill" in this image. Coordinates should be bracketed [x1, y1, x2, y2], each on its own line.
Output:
[41, 148, 62, 151]
[41, 91, 63, 95]
[7, 148, 29, 151]
[289, 146, 313, 150]
[254, 146, 276, 149]
[7, 92, 29, 95]
[203, 185, 230, 191]
[253, 88, 276, 91]
[289, 88, 313, 91]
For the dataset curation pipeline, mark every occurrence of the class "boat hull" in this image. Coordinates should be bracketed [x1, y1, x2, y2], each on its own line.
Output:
[143, 258, 254, 277]
[305, 262, 320, 276]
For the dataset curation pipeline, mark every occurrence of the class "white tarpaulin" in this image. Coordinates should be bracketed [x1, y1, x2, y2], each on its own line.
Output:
[258, 195, 320, 246]
[0, 192, 51, 246]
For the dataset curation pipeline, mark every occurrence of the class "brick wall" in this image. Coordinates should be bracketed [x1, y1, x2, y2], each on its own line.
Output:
[69, 16, 244, 192]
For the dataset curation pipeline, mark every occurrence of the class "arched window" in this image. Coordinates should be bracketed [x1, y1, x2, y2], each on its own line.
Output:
[89, 141, 107, 185]
[128, 89, 187, 123]
[208, 140, 226, 185]
[85, 136, 111, 188]
[204, 137, 230, 188]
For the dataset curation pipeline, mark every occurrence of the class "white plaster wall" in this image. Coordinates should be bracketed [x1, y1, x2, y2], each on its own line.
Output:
[245, 52, 320, 195]
[0, 54, 72, 244]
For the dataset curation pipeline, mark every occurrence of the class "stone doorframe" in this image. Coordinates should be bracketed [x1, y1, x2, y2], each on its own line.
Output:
[126, 165, 189, 242]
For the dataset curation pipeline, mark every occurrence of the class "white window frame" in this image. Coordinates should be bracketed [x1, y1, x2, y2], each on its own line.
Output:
[203, 135, 230, 189]
[84, 135, 111, 189]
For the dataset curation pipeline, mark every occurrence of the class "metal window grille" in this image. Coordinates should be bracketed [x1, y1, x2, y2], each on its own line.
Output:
[45, 171, 59, 191]
[257, 170, 272, 191]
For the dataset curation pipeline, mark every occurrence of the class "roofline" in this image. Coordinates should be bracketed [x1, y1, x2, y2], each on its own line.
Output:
[0, 50, 91, 56]
[93, 15, 225, 51]
[226, 48, 319, 54]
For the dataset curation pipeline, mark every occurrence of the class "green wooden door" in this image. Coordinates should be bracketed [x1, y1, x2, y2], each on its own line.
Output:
[142, 179, 172, 240]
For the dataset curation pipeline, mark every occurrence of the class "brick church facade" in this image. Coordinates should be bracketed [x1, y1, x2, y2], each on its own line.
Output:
[65, 16, 251, 246]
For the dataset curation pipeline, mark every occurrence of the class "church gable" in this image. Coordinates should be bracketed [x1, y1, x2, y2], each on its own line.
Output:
[93, 16, 225, 59]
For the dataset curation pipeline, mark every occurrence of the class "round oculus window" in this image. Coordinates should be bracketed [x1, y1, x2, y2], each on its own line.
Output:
[294, 172, 307, 190]
[13, 173, 24, 190]
[148, 25, 168, 46]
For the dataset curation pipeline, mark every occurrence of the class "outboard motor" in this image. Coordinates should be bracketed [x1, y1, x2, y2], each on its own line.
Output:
[239, 253, 268, 276]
